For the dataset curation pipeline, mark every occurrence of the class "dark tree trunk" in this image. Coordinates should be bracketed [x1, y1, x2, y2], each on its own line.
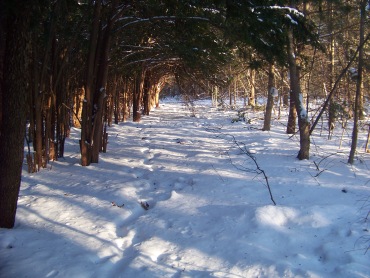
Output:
[348, 1, 366, 164]
[327, 3, 336, 139]
[287, 29, 310, 160]
[114, 81, 120, 124]
[143, 71, 151, 116]
[286, 91, 296, 134]
[90, 1, 116, 163]
[122, 80, 129, 122]
[32, 40, 44, 171]
[35, 4, 58, 169]
[56, 77, 68, 158]
[133, 71, 143, 122]
[248, 69, 256, 107]
[0, 12, 5, 132]
[73, 87, 84, 128]
[262, 64, 275, 131]
[81, 0, 101, 166]
[108, 75, 118, 126]
[0, 2, 32, 228]
[44, 94, 52, 162]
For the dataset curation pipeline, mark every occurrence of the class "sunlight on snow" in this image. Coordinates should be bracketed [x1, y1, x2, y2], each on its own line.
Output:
[255, 205, 331, 230]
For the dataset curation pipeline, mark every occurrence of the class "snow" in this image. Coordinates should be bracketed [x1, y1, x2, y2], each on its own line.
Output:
[285, 14, 298, 25]
[1, 99, 370, 278]
[299, 93, 308, 119]
[268, 6, 304, 18]
[251, 6, 304, 19]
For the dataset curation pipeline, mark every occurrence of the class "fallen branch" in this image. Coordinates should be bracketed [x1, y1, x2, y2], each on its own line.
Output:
[230, 136, 276, 206]
[204, 127, 276, 205]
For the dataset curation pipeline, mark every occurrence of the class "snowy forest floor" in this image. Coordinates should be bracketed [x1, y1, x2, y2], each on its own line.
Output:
[1, 99, 370, 278]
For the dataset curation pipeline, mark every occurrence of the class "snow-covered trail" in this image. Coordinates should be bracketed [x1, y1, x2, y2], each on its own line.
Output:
[1, 100, 369, 277]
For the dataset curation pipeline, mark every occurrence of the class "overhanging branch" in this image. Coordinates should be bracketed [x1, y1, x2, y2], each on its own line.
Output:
[115, 16, 210, 32]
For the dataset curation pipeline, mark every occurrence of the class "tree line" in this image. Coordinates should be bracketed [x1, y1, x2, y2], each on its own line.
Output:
[0, 0, 368, 228]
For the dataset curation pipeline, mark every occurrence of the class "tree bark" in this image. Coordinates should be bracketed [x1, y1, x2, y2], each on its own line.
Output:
[90, 0, 117, 162]
[90, 49, 108, 161]
[73, 87, 84, 127]
[0, 13, 5, 133]
[287, 29, 310, 160]
[133, 70, 144, 122]
[286, 91, 296, 134]
[327, 3, 336, 139]
[122, 80, 129, 122]
[348, 1, 365, 164]
[143, 71, 151, 116]
[31, 42, 44, 170]
[113, 81, 120, 124]
[0, 1, 32, 228]
[248, 69, 256, 107]
[108, 75, 118, 126]
[262, 64, 275, 131]
[81, 0, 101, 166]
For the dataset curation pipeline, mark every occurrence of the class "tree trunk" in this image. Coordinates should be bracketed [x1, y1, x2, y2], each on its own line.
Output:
[262, 64, 275, 131]
[348, 1, 365, 164]
[0, 2, 32, 228]
[73, 87, 84, 128]
[53, 44, 69, 159]
[153, 82, 161, 109]
[81, 0, 101, 166]
[109, 75, 118, 126]
[286, 91, 296, 134]
[248, 69, 256, 107]
[143, 71, 151, 116]
[133, 70, 144, 122]
[90, 0, 117, 163]
[287, 29, 310, 160]
[34, 3, 58, 169]
[278, 69, 286, 120]
[91, 88, 106, 163]
[212, 86, 218, 107]
[44, 94, 52, 162]
[122, 80, 129, 122]
[0, 14, 4, 133]
[327, 3, 336, 139]
[114, 82, 120, 124]
[33, 64, 44, 170]
[229, 83, 232, 106]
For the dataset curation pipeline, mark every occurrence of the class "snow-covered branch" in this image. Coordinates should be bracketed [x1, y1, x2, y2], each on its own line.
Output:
[123, 57, 181, 67]
[252, 6, 304, 18]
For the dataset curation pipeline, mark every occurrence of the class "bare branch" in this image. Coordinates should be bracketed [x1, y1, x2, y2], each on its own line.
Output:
[206, 127, 276, 206]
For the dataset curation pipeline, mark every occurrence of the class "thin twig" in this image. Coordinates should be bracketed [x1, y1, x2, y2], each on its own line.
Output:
[231, 138, 276, 206]
[204, 126, 276, 205]
[211, 164, 225, 182]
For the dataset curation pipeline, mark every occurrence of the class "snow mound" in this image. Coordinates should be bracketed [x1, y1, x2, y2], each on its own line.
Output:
[255, 205, 333, 230]
[256, 205, 299, 228]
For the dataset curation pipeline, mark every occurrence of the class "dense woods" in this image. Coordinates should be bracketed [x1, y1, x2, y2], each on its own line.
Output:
[0, 0, 369, 228]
